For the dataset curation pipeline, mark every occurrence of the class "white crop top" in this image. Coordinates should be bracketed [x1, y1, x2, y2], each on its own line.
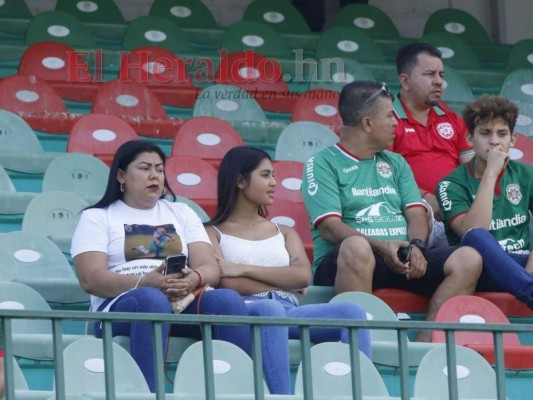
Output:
[213, 225, 290, 267]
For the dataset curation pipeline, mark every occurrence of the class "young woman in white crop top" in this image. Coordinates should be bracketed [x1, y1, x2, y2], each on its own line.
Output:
[205, 146, 371, 395]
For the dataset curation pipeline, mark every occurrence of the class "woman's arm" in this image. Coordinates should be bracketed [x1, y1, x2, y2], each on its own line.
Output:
[206, 226, 311, 293]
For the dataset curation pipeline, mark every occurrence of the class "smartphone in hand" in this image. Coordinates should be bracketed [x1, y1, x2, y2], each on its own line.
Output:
[165, 254, 187, 275]
[397, 246, 412, 264]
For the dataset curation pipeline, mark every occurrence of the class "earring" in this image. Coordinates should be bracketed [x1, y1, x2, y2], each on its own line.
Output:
[120, 182, 125, 193]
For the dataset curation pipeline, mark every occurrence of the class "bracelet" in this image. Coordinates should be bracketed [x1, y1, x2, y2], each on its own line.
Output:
[421, 190, 429, 198]
[134, 275, 144, 289]
[192, 270, 202, 288]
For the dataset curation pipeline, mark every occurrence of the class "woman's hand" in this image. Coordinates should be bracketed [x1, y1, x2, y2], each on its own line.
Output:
[216, 255, 243, 278]
[164, 267, 201, 301]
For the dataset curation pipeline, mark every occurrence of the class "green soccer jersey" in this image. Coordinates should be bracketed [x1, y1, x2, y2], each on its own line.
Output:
[301, 144, 425, 269]
[436, 158, 533, 254]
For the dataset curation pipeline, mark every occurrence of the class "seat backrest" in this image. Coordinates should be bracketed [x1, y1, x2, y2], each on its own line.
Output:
[414, 344, 498, 400]
[215, 50, 289, 96]
[442, 65, 475, 103]
[0, 0, 31, 19]
[333, 3, 401, 39]
[25, 10, 96, 47]
[509, 131, 533, 165]
[149, 0, 219, 29]
[267, 200, 312, 248]
[309, 56, 375, 92]
[62, 337, 150, 395]
[92, 80, 168, 120]
[122, 15, 193, 53]
[290, 88, 342, 134]
[275, 121, 338, 162]
[171, 116, 244, 168]
[506, 38, 533, 72]
[174, 339, 267, 396]
[66, 113, 139, 166]
[55, 0, 125, 24]
[315, 26, 386, 64]
[42, 152, 109, 205]
[294, 342, 389, 397]
[242, 0, 310, 33]
[193, 84, 268, 123]
[173, 195, 210, 222]
[420, 32, 481, 70]
[499, 68, 533, 104]
[0, 109, 44, 153]
[330, 291, 399, 343]
[119, 45, 194, 88]
[432, 295, 520, 346]
[0, 163, 17, 193]
[221, 20, 292, 59]
[21, 191, 89, 253]
[0, 75, 67, 116]
[19, 41, 93, 84]
[164, 156, 218, 214]
[0, 281, 52, 334]
[272, 160, 304, 203]
[423, 8, 492, 45]
[0, 230, 75, 281]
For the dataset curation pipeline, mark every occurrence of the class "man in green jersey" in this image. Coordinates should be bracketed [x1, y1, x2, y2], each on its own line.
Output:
[436, 95, 533, 308]
[302, 81, 482, 337]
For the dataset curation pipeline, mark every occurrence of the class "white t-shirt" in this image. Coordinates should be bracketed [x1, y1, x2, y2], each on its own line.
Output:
[71, 199, 211, 311]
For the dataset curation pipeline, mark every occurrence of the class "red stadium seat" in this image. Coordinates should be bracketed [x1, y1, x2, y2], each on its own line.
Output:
[67, 113, 139, 166]
[431, 295, 533, 369]
[215, 50, 297, 113]
[165, 156, 218, 218]
[18, 41, 98, 102]
[0, 74, 78, 133]
[272, 160, 304, 203]
[171, 117, 244, 169]
[92, 80, 183, 138]
[372, 288, 430, 313]
[290, 88, 342, 134]
[267, 200, 313, 262]
[119, 45, 199, 108]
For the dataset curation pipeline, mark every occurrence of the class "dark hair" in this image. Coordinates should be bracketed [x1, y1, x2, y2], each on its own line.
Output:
[396, 42, 442, 75]
[207, 146, 271, 225]
[462, 95, 519, 134]
[88, 140, 174, 209]
[339, 81, 393, 127]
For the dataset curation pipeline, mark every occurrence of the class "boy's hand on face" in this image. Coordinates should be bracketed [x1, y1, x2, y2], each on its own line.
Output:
[485, 146, 509, 178]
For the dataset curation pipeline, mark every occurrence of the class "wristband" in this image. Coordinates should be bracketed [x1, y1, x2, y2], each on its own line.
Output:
[193, 270, 203, 288]
[134, 275, 144, 289]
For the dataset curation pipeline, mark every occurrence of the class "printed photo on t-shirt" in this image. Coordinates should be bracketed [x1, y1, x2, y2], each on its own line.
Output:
[124, 224, 183, 261]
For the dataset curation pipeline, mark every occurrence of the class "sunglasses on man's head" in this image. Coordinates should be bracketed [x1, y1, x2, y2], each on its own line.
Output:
[363, 82, 394, 106]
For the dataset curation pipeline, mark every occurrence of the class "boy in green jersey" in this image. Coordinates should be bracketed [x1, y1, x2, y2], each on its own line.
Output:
[436, 95, 533, 308]
[302, 81, 482, 338]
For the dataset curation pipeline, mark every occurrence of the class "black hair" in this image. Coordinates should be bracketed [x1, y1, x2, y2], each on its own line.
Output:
[88, 140, 174, 209]
[339, 80, 393, 127]
[207, 146, 271, 226]
[396, 42, 442, 75]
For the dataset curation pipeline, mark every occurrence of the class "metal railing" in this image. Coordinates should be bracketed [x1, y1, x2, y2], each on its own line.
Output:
[1, 308, 530, 399]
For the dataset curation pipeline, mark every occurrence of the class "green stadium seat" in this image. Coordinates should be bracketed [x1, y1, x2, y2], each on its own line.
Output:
[294, 342, 392, 398]
[274, 121, 338, 162]
[149, 0, 219, 29]
[506, 38, 533, 72]
[122, 15, 193, 54]
[0, 281, 90, 360]
[0, 231, 89, 304]
[242, 0, 311, 33]
[309, 57, 375, 92]
[42, 152, 109, 206]
[25, 10, 96, 48]
[55, 0, 126, 41]
[441, 65, 475, 114]
[330, 291, 439, 367]
[21, 191, 89, 254]
[173, 340, 269, 398]
[0, 164, 37, 214]
[415, 345, 499, 400]
[0, 0, 32, 37]
[420, 32, 481, 70]
[499, 68, 533, 104]
[174, 195, 210, 223]
[513, 103, 533, 140]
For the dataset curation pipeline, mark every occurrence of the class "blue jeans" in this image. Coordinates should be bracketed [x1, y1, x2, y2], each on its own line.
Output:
[244, 292, 371, 394]
[94, 287, 251, 392]
[462, 227, 531, 307]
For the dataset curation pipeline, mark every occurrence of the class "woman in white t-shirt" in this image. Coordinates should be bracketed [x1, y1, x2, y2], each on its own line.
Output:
[205, 146, 371, 395]
[71, 140, 251, 392]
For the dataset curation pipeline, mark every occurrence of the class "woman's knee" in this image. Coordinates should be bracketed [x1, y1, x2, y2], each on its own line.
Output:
[125, 287, 171, 313]
[325, 302, 367, 321]
[199, 289, 247, 315]
[247, 299, 286, 317]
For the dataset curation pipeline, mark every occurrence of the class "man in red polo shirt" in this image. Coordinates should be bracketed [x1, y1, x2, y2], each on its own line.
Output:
[392, 43, 474, 223]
